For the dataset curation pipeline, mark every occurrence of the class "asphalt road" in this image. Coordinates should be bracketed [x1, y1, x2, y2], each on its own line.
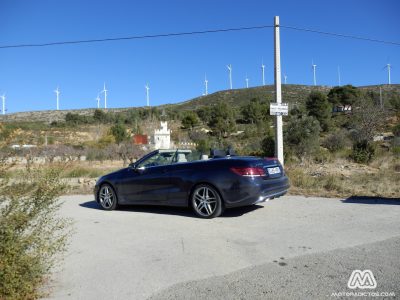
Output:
[47, 195, 400, 299]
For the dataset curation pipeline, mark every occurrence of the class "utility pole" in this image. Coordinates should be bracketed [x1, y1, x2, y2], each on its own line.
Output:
[274, 16, 284, 166]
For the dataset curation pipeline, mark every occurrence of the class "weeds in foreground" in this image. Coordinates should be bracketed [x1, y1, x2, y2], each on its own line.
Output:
[0, 163, 71, 299]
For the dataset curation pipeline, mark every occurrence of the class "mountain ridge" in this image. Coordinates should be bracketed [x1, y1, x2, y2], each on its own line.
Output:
[1, 84, 399, 123]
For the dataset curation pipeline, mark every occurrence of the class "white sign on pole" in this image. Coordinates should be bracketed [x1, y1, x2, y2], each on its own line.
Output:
[270, 102, 288, 116]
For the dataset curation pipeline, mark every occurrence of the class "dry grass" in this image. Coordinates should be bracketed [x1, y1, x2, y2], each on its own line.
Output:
[286, 156, 400, 198]
[2, 157, 399, 198]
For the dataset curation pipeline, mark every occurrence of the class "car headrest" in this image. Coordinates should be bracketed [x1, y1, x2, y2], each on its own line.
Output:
[226, 147, 237, 156]
[210, 149, 226, 158]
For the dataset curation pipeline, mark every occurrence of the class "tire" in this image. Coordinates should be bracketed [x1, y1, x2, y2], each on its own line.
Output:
[98, 184, 118, 211]
[191, 184, 224, 218]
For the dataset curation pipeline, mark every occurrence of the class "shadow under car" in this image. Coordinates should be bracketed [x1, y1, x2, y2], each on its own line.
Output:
[79, 200, 263, 218]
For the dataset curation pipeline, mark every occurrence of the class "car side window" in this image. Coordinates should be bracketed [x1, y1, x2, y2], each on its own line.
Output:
[171, 150, 202, 164]
[137, 152, 175, 168]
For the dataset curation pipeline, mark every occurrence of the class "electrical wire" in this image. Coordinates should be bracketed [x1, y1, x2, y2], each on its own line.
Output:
[281, 25, 400, 46]
[0, 25, 273, 49]
[0, 23, 399, 50]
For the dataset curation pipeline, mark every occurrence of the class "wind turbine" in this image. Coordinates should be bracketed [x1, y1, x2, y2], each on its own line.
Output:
[227, 64, 232, 89]
[54, 86, 60, 110]
[337, 66, 341, 86]
[384, 63, 392, 85]
[0, 94, 5, 115]
[312, 60, 317, 86]
[284, 74, 287, 84]
[261, 60, 266, 85]
[145, 83, 150, 106]
[101, 83, 108, 109]
[245, 74, 249, 88]
[204, 74, 208, 95]
[96, 94, 100, 109]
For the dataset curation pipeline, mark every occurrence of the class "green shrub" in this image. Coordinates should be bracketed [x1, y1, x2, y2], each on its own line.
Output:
[351, 140, 375, 163]
[284, 115, 321, 158]
[393, 123, 400, 137]
[196, 139, 210, 154]
[0, 166, 70, 299]
[261, 135, 275, 157]
[181, 112, 199, 130]
[306, 91, 332, 132]
[322, 131, 348, 152]
[110, 123, 128, 145]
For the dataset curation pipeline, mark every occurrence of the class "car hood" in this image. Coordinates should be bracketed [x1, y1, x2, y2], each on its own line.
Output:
[97, 167, 127, 183]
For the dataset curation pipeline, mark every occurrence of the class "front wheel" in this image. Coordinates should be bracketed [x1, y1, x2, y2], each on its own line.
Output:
[98, 184, 118, 211]
[191, 184, 224, 218]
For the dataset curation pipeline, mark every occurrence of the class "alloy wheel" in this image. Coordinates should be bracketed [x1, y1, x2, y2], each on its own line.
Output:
[99, 185, 115, 210]
[193, 186, 218, 217]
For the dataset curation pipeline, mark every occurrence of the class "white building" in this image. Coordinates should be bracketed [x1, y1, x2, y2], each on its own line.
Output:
[152, 121, 171, 149]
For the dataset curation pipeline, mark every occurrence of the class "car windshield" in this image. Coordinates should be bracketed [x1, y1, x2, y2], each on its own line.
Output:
[137, 151, 175, 168]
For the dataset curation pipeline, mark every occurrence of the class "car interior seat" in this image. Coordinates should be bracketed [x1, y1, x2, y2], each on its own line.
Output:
[177, 153, 187, 163]
[210, 149, 226, 158]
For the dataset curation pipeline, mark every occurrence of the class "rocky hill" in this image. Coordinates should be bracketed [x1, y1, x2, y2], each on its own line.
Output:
[1, 84, 399, 123]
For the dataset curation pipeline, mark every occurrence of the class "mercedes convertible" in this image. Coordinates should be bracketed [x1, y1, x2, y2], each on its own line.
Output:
[94, 149, 290, 218]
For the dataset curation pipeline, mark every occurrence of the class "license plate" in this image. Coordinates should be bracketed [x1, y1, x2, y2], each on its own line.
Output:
[267, 167, 281, 175]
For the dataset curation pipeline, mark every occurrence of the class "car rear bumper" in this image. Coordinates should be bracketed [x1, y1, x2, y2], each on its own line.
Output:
[221, 175, 290, 208]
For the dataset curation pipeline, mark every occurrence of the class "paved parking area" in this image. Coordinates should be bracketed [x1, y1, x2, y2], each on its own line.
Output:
[47, 195, 400, 299]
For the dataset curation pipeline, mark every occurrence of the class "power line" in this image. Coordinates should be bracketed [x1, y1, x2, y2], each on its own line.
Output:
[0, 25, 273, 49]
[0, 23, 399, 50]
[281, 25, 400, 46]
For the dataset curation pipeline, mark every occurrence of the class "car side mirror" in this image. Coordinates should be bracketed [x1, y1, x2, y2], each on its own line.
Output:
[134, 165, 146, 173]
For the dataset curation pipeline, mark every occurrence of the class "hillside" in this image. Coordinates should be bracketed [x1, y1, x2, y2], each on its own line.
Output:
[1, 84, 399, 124]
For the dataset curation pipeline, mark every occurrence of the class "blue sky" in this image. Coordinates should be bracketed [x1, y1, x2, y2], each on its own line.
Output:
[0, 0, 399, 113]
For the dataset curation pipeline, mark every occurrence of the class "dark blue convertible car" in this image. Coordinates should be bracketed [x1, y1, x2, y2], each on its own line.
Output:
[95, 149, 289, 218]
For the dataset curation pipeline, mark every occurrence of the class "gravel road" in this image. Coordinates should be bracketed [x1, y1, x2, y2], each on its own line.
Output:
[47, 195, 400, 299]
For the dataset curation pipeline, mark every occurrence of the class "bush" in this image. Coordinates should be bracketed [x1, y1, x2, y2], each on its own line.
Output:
[261, 135, 275, 157]
[314, 148, 331, 163]
[328, 85, 360, 106]
[393, 123, 400, 137]
[207, 102, 236, 138]
[65, 112, 92, 125]
[0, 165, 70, 299]
[196, 139, 210, 154]
[322, 131, 348, 152]
[351, 140, 376, 163]
[306, 91, 332, 131]
[110, 123, 128, 145]
[240, 98, 270, 124]
[284, 115, 321, 158]
[181, 112, 199, 130]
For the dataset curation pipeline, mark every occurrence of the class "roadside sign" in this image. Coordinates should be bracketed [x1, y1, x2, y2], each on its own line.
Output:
[270, 102, 289, 116]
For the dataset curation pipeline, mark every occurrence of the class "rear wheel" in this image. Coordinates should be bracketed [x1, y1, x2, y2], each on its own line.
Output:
[98, 184, 118, 211]
[191, 184, 223, 218]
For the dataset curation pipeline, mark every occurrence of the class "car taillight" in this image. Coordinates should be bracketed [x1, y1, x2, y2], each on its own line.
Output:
[230, 167, 265, 177]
